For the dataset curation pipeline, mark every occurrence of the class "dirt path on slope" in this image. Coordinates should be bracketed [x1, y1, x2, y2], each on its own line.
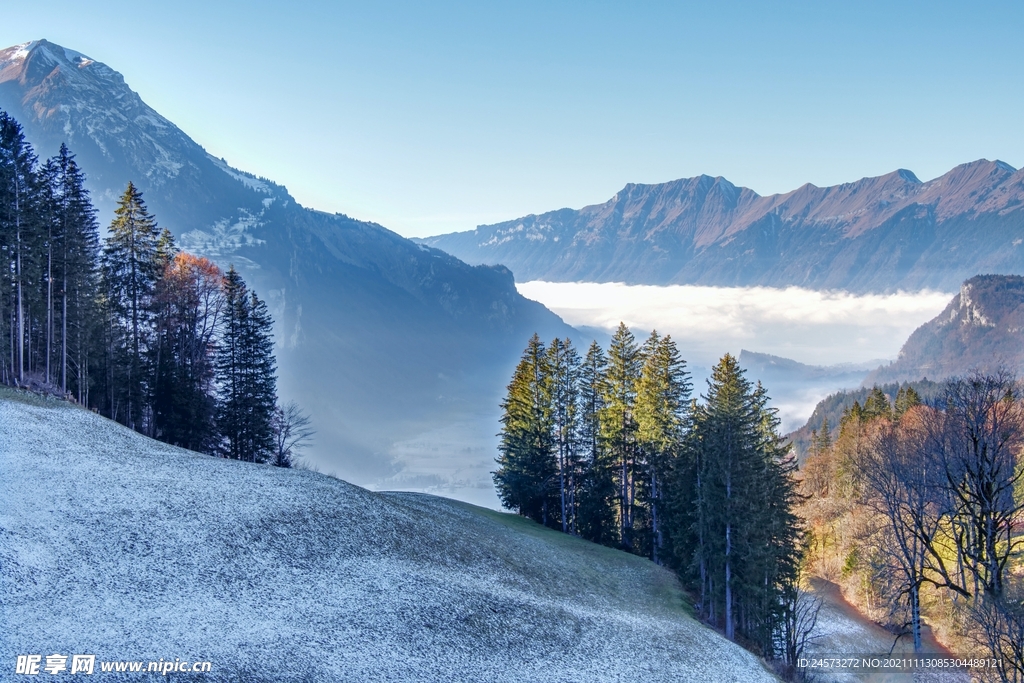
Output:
[803, 578, 967, 683]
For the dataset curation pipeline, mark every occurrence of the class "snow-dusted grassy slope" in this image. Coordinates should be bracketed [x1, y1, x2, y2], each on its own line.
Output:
[1, 390, 777, 682]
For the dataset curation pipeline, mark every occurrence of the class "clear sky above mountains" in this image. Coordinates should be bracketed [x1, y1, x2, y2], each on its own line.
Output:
[4, 1, 1022, 238]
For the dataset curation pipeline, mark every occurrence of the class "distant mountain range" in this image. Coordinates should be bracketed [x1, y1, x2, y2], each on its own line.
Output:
[739, 351, 881, 384]
[0, 40, 574, 500]
[420, 163, 1024, 292]
[865, 274, 1024, 384]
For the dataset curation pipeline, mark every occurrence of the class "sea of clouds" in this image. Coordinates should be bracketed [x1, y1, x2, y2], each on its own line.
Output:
[375, 283, 954, 508]
[516, 281, 953, 368]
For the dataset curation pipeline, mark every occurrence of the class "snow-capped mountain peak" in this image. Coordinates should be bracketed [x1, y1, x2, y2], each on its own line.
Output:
[0, 38, 287, 253]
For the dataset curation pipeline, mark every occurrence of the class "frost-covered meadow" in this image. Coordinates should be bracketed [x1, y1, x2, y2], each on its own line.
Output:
[0, 390, 779, 682]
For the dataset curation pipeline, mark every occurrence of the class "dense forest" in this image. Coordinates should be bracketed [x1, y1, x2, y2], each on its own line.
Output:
[494, 325, 807, 668]
[0, 110, 310, 465]
[498, 326, 1024, 680]
[789, 379, 944, 460]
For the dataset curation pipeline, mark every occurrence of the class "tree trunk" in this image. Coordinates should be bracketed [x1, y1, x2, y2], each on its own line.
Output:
[560, 446, 567, 533]
[725, 523, 734, 640]
[910, 583, 922, 652]
[15, 173, 23, 384]
[61, 280, 67, 393]
[651, 468, 659, 564]
[46, 241, 53, 385]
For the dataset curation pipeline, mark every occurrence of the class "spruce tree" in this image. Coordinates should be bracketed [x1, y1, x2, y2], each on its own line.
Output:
[576, 340, 617, 545]
[101, 182, 160, 429]
[809, 416, 832, 458]
[493, 334, 556, 524]
[862, 385, 892, 421]
[217, 266, 247, 458]
[242, 288, 277, 460]
[635, 332, 690, 563]
[38, 145, 98, 399]
[216, 266, 277, 462]
[0, 112, 41, 385]
[600, 322, 642, 550]
[681, 354, 800, 646]
[547, 337, 581, 533]
[894, 385, 921, 418]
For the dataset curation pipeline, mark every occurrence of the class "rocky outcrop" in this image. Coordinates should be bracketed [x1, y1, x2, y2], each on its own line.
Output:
[865, 275, 1024, 384]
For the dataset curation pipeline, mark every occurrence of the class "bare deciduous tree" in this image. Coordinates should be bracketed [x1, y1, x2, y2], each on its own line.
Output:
[934, 372, 1024, 599]
[271, 401, 314, 468]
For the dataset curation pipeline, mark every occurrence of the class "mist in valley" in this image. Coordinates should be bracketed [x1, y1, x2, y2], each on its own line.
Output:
[518, 281, 952, 431]
[358, 282, 952, 508]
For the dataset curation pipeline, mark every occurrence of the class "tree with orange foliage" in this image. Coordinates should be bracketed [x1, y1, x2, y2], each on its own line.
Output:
[151, 251, 225, 452]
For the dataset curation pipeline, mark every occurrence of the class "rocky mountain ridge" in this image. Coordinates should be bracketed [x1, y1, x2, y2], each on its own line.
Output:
[421, 161, 1024, 292]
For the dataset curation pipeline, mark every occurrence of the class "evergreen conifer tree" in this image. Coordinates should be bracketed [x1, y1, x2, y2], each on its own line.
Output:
[635, 332, 690, 563]
[547, 337, 581, 533]
[242, 289, 277, 460]
[216, 266, 277, 462]
[101, 182, 160, 429]
[862, 386, 892, 421]
[576, 340, 617, 545]
[600, 323, 642, 550]
[493, 334, 556, 524]
[38, 144, 98, 399]
[681, 354, 800, 645]
[811, 416, 832, 456]
[894, 385, 922, 418]
[0, 112, 41, 385]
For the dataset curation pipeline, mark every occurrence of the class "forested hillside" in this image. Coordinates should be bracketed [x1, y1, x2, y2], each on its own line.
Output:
[0, 112, 300, 464]
[798, 377, 1024, 678]
[866, 274, 1024, 385]
[493, 326, 807, 670]
[788, 380, 942, 460]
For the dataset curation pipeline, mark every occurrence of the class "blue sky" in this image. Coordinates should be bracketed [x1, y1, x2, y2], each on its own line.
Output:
[4, 1, 1022, 237]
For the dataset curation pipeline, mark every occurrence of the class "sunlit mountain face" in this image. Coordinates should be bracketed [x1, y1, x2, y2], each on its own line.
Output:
[0, 39, 575, 504]
[422, 161, 1024, 293]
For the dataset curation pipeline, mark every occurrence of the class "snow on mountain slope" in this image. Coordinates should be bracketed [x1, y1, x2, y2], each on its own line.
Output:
[0, 391, 777, 682]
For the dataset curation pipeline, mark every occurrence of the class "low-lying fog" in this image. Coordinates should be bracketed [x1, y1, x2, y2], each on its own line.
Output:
[518, 281, 952, 433]
[370, 282, 951, 509]
[516, 281, 952, 368]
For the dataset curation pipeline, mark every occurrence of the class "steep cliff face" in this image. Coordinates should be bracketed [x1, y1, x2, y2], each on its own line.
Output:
[865, 275, 1024, 384]
[422, 162, 1024, 292]
[0, 40, 575, 495]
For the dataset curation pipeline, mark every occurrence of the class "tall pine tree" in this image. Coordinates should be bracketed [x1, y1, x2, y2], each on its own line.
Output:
[677, 354, 800, 647]
[600, 323, 642, 550]
[493, 334, 557, 524]
[576, 340, 617, 545]
[101, 182, 160, 429]
[216, 266, 277, 462]
[547, 337, 581, 533]
[38, 144, 99, 399]
[0, 112, 40, 385]
[635, 332, 690, 563]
